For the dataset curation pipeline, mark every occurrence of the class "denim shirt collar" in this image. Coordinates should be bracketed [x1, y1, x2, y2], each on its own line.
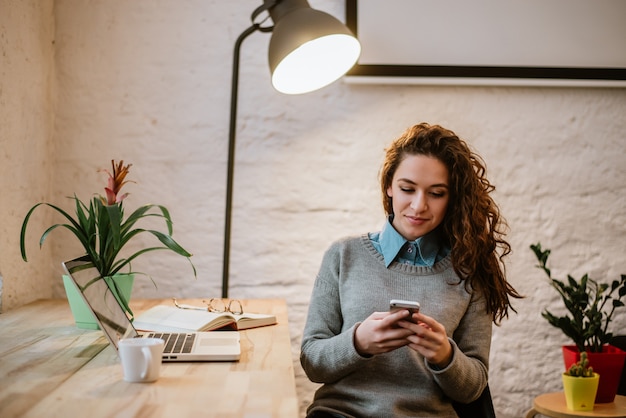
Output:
[378, 217, 443, 268]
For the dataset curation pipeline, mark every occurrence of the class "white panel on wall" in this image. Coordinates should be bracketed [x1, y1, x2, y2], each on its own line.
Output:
[346, 0, 626, 86]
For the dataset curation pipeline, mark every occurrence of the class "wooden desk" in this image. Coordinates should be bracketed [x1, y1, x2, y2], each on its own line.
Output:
[526, 393, 626, 418]
[0, 298, 298, 418]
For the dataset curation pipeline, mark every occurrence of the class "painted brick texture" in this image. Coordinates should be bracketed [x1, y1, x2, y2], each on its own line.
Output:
[2, 1, 626, 417]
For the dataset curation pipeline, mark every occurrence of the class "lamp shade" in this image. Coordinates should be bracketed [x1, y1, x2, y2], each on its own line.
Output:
[268, 6, 361, 94]
[221, 0, 362, 297]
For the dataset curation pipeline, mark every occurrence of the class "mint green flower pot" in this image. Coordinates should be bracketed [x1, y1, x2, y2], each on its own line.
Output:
[62, 274, 134, 329]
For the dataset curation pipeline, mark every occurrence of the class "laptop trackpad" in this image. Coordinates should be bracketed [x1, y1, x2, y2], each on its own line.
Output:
[195, 331, 240, 353]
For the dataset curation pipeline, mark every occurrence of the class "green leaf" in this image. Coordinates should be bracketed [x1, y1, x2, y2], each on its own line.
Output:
[20, 201, 90, 261]
[21, 187, 196, 285]
[104, 202, 123, 247]
[531, 242, 626, 350]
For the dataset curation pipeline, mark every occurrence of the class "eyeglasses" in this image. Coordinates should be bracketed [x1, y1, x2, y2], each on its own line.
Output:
[172, 298, 244, 315]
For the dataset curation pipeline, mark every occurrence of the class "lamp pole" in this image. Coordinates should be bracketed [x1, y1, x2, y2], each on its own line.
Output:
[222, 4, 274, 298]
[220, 0, 360, 297]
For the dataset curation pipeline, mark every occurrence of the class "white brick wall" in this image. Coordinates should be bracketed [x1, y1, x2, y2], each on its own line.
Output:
[2, 1, 625, 417]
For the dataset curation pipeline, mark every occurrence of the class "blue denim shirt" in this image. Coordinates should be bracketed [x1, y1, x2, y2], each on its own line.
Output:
[369, 217, 449, 268]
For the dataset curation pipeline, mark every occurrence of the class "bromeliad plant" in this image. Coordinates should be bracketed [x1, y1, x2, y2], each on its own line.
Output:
[531, 242, 626, 353]
[20, 160, 196, 282]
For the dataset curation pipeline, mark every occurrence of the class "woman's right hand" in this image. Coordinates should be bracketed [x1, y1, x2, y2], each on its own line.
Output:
[354, 310, 416, 356]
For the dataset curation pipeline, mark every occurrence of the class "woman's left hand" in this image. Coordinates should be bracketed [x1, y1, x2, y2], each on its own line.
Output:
[397, 312, 452, 368]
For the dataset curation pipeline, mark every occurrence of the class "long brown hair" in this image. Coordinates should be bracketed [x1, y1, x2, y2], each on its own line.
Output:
[380, 123, 522, 324]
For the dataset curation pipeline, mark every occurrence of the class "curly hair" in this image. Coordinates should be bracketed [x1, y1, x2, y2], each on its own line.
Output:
[380, 123, 522, 324]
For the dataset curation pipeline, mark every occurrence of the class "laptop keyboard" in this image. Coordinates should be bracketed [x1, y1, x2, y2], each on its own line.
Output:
[147, 332, 196, 354]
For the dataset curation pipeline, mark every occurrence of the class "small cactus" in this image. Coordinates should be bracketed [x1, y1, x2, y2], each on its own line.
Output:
[566, 352, 595, 377]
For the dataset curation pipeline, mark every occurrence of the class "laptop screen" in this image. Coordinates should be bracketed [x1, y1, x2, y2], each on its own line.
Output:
[62, 256, 139, 349]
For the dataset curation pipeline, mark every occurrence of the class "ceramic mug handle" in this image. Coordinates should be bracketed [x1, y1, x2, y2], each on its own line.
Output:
[141, 346, 153, 380]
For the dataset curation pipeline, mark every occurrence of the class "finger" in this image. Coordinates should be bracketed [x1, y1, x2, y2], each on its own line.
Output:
[369, 311, 391, 320]
[390, 327, 416, 339]
[360, 329, 413, 354]
[402, 321, 443, 347]
[396, 318, 431, 335]
[406, 335, 440, 359]
[396, 319, 421, 332]
[408, 333, 453, 367]
[406, 323, 449, 355]
[383, 309, 411, 325]
[407, 332, 435, 347]
[414, 313, 442, 332]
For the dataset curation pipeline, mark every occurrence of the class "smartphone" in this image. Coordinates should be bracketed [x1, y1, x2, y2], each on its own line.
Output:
[390, 300, 420, 320]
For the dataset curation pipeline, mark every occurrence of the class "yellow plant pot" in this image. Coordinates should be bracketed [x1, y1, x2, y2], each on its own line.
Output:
[562, 372, 600, 411]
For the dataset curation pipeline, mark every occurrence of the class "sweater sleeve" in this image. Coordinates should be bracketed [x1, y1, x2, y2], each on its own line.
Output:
[428, 288, 492, 403]
[300, 245, 372, 383]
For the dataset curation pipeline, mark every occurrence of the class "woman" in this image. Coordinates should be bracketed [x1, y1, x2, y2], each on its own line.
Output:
[300, 123, 521, 417]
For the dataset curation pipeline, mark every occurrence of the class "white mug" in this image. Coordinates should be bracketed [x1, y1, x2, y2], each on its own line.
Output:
[118, 337, 164, 383]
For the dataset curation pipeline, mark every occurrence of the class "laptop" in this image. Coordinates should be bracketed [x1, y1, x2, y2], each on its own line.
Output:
[62, 256, 241, 362]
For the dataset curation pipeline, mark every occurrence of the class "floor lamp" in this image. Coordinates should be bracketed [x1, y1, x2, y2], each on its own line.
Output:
[222, 0, 361, 297]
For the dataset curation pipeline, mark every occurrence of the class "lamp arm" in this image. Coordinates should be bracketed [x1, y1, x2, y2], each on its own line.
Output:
[222, 23, 261, 298]
[222, 1, 277, 298]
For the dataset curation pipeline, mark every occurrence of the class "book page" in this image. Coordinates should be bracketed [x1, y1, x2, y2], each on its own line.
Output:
[231, 312, 277, 330]
[133, 305, 235, 332]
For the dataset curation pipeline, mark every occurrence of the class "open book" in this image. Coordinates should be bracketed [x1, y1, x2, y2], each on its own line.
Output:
[133, 305, 277, 332]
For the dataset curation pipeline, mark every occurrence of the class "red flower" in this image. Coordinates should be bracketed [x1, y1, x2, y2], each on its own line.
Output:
[101, 160, 133, 205]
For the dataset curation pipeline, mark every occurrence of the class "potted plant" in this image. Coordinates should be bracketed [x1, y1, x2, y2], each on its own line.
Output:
[20, 160, 196, 327]
[531, 242, 626, 403]
[562, 352, 600, 411]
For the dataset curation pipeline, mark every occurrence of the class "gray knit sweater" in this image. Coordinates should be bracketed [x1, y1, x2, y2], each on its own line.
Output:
[300, 235, 492, 418]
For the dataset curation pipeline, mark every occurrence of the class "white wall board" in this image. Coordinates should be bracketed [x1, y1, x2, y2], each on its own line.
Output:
[345, 0, 626, 87]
